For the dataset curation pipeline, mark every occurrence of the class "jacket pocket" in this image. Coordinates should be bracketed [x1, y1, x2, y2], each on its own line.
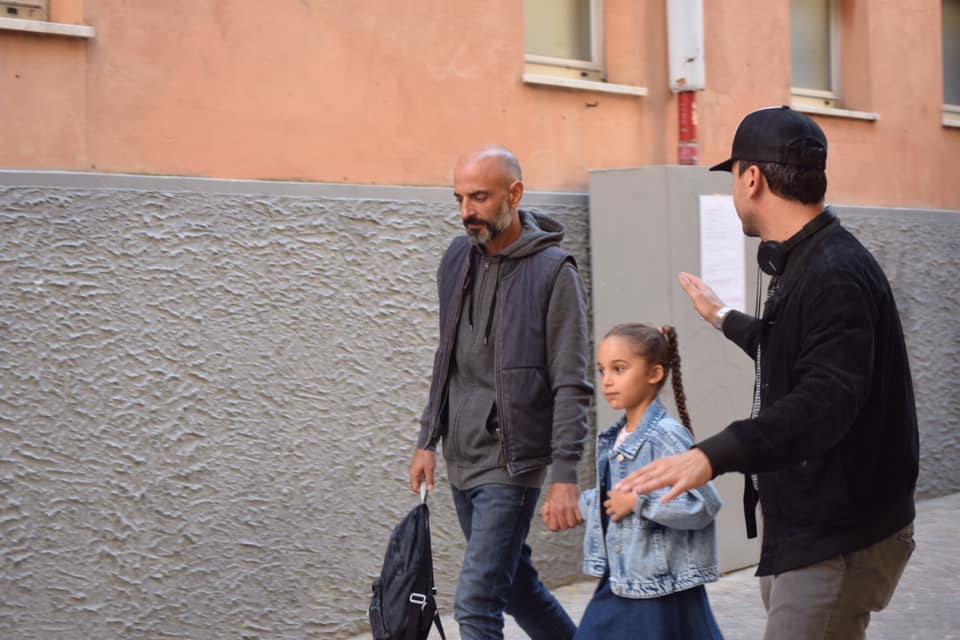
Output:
[498, 367, 552, 459]
[445, 399, 503, 468]
[774, 456, 850, 525]
[617, 517, 669, 579]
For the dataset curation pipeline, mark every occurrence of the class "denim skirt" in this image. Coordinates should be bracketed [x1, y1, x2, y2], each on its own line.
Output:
[573, 573, 724, 640]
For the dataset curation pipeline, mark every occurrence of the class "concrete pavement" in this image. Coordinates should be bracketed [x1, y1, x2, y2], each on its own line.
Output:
[370, 491, 959, 640]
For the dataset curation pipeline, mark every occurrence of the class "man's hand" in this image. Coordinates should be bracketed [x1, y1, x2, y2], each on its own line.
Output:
[604, 489, 637, 523]
[408, 448, 436, 493]
[540, 482, 583, 531]
[614, 449, 713, 504]
[678, 272, 725, 327]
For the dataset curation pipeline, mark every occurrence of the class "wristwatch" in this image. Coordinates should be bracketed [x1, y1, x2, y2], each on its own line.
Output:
[714, 306, 732, 330]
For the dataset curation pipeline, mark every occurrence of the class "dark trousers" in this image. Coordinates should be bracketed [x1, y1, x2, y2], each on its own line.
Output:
[760, 523, 915, 640]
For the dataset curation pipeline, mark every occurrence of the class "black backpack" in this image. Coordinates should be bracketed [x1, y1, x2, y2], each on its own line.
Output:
[369, 487, 446, 640]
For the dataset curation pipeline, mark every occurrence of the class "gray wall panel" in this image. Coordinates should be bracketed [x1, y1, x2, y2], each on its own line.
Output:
[589, 166, 762, 573]
[588, 166, 960, 576]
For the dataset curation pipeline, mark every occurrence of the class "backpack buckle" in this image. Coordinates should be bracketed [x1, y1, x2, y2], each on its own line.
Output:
[409, 592, 427, 610]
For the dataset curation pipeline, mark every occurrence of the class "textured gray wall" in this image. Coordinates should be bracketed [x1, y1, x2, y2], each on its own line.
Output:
[0, 172, 591, 639]
[835, 205, 960, 499]
[0, 172, 956, 640]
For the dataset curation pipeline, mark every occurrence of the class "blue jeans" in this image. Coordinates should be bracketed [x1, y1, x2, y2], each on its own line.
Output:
[451, 484, 576, 640]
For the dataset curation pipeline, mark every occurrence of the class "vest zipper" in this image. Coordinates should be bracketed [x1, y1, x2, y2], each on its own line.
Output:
[475, 260, 490, 334]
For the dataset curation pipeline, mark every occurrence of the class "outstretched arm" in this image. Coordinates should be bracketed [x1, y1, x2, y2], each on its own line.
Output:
[677, 271, 726, 327]
[679, 271, 762, 358]
[615, 448, 714, 504]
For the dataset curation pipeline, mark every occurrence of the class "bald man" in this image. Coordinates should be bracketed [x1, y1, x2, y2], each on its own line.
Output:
[410, 146, 592, 639]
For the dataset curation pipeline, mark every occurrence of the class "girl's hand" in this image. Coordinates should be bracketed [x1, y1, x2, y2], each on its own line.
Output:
[603, 489, 637, 522]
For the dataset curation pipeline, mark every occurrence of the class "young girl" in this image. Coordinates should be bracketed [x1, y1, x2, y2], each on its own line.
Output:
[575, 323, 724, 639]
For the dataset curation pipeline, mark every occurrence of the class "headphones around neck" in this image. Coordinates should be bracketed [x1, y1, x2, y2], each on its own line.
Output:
[757, 209, 836, 276]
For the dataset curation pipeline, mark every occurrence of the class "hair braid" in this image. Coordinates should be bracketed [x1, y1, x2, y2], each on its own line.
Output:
[661, 326, 692, 434]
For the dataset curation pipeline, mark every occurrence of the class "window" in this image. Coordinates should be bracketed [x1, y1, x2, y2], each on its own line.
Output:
[944, 0, 960, 125]
[790, 0, 840, 107]
[524, 0, 604, 81]
[1, 0, 48, 21]
[0, 0, 94, 37]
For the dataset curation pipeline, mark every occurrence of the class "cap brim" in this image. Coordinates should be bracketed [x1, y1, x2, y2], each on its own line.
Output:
[709, 158, 734, 172]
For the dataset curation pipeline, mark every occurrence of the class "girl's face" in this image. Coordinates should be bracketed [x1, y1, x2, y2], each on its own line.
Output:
[596, 335, 664, 415]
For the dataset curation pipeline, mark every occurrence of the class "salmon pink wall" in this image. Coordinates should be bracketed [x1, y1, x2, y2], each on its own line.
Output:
[1, 0, 957, 209]
[698, 1, 958, 209]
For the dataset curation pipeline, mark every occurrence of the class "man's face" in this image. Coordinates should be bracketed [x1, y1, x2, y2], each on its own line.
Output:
[462, 197, 512, 247]
[454, 157, 517, 249]
[732, 161, 760, 238]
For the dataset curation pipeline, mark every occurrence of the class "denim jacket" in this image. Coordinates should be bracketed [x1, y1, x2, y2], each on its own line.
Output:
[579, 398, 722, 598]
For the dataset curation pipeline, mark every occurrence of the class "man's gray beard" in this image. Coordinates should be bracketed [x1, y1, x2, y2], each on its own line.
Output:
[467, 223, 495, 246]
[466, 201, 512, 247]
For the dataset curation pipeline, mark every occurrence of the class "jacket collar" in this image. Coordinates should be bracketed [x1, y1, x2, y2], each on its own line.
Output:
[775, 206, 839, 285]
[600, 397, 668, 459]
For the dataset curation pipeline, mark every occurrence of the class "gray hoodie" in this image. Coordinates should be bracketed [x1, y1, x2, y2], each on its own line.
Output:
[417, 210, 592, 490]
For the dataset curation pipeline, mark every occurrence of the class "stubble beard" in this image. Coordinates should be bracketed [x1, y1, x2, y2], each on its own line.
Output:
[737, 207, 761, 238]
[465, 199, 513, 247]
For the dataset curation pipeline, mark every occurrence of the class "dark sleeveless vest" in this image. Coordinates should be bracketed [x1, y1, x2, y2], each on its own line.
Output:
[424, 235, 577, 476]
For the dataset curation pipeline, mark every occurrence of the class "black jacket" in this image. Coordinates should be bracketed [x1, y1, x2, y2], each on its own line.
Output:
[697, 209, 918, 575]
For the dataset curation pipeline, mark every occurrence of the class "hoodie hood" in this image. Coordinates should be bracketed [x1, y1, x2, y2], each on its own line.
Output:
[499, 209, 566, 259]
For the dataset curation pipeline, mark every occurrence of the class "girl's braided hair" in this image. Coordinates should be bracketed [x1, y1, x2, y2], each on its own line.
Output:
[603, 323, 692, 433]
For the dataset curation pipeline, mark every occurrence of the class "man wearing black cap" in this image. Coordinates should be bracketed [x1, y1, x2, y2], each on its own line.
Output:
[616, 106, 919, 639]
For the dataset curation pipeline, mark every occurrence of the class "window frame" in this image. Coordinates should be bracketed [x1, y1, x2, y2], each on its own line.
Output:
[523, 0, 604, 79]
[790, 0, 842, 109]
[943, 0, 960, 126]
[0, 0, 48, 21]
[0, 0, 95, 37]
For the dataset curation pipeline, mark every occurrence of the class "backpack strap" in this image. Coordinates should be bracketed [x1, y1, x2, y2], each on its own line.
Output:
[406, 544, 436, 640]
[406, 497, 443, 640]
[431, 610, 446, 639]
[405, 571, 440, 640]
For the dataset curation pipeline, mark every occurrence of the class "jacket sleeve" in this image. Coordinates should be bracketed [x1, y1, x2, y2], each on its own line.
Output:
[635, 429, 722, 530]
[415, 401, 436, 450]
[579, 487, 597, 520]
[698, 272, 876, 475]
[722, 309, 762, 359]
[415, 260, 446, 451]
[544, 263, 594, 484]
[636, 483, 722, 531]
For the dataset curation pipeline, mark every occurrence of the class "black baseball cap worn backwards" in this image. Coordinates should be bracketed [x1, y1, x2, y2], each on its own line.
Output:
[710, 105, 827, 172]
